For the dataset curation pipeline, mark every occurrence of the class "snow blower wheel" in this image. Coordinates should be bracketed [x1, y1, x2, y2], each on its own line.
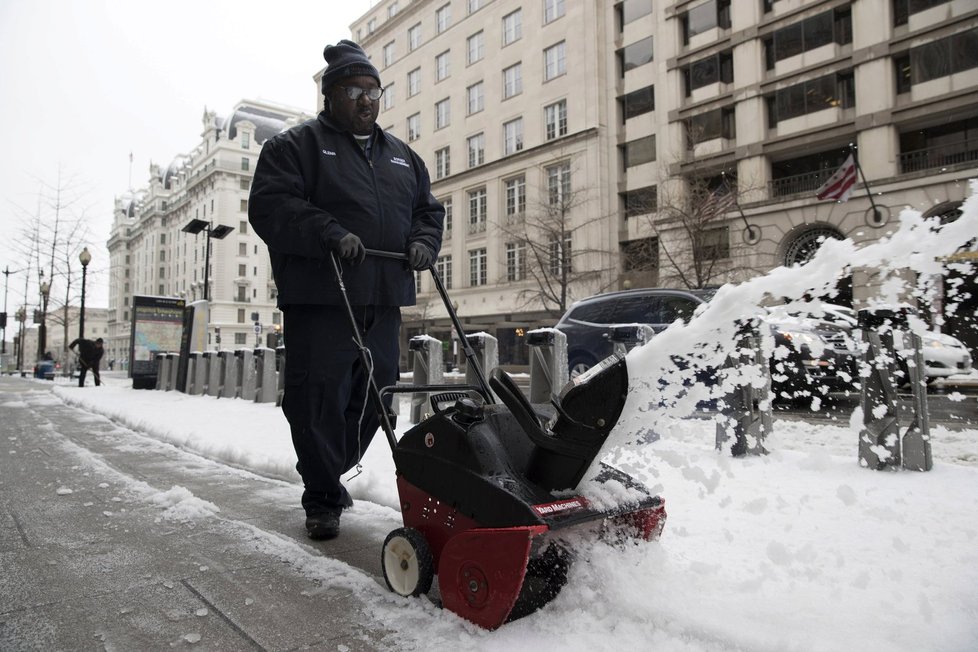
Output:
[382, 527, 434, 597]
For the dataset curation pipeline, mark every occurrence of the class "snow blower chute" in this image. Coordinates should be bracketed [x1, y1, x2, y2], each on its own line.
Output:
[330, 250, 666, 630]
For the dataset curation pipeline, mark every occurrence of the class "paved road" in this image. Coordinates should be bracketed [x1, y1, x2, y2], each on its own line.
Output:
[0, 375, 408, 651]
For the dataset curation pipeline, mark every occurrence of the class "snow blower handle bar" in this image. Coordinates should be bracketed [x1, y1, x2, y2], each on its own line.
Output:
[363, 248, 494, 403]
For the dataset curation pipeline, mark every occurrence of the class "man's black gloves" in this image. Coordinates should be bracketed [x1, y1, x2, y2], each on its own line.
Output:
[334, 233, 366, 264]
[408, 242, 432, 270]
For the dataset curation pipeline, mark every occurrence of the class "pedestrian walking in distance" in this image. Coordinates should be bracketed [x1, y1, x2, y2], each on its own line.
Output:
[68, 337, 104, 387]
[249, 40, 444, 540]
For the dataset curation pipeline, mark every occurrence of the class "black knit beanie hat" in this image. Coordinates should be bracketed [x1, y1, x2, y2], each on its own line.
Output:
[321, 40, 381, 95]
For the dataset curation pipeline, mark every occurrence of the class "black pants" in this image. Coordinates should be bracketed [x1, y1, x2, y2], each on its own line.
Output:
[281, 305, 400, 515]
[78, 363, 101, 387]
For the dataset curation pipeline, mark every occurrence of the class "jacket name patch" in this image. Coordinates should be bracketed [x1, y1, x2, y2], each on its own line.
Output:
[390, 156, 410, 168]
[321, 149, 337, 156]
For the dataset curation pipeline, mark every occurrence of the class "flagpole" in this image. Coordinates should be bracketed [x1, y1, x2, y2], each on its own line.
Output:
[721, 171, 759, 243]
[851, 143, 881, 223]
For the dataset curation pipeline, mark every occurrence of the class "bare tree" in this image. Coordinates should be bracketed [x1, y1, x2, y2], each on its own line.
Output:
[494, 160, 616, 316]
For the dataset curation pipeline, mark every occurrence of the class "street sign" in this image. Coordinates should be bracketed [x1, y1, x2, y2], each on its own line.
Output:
[254, 323, 262, 334]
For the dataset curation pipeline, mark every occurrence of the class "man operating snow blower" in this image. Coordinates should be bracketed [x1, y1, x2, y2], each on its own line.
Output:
[68, 337, 104, 387]
[249, 40, 444, 541]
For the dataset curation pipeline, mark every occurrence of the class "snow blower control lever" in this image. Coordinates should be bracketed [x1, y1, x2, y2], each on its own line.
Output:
[330, 248, 667, 630]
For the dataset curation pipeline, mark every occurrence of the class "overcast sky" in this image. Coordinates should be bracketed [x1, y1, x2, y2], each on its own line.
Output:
[0, 0, 376, 309]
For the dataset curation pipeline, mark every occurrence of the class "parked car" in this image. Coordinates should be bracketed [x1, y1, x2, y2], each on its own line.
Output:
[778, 303, 974, 384]
[554, 289, 859, 400]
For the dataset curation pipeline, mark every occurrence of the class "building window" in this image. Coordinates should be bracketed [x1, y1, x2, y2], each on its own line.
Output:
[503, 63, 523, 98]
[435, 99, 451, 130]
[544, 0, 566, 24]
[468, 187, 487, 233]
[435, 147, 451, 178]
[506, 242, 526, 281]
[618, 36, 653, 76]
[892, 0, 952, 26]
[621, 237, 659, 273]
[235, 333, 247, 345]
[505, 176, 526, 221]
[443, 197, 453, 233]
[765, 71, 855, 126]
[388, 1, 399, 18]
[409, 23, 422, 50]
[503, 118, 524, 155]
[764, 8, 852, 69]
[503, 9, 522, 46]
[544, 100, 568, 140]
[467, 133, 485, 167]
[238, 264, 247, 277]
[544, 41, 566, 80]
[382, 82, 395, 110]
[436, 3, 451, 33]
[240, 178, 250, 190]
[239, 220, 248, 234]
[622, 135, 656, 168]
[468, 0, 483, 14]
[897, 28, 978, 87]
[407, 113, 421, 141]
[681, 0, 731, 45]
[546, 162, 571, 206]
[237, 308, 246, 323]
[467, 31, 485, 64]
[238, 242, 248, 256]
[621, 185, 658, 217]
[436, 255, 453, 289]
[694, 226, 730, 262]
[617, 0, 653, 29]
[407, 68, 421, 96]
[415, 271, 423, 294]
[686, 107, 736, 146]
[367, 18, 376, 33]
[619, 86, 654, 121]
[383, 41, 396, 67]
[241, 132, 250, 149]
[436, 50, 451, 81]
[241, 157, 250, 171]
[467, 81, 485, 114]
[469, 248, 487, 286]
[683, 51, 733, 96]
[239, 199, 248, 212]
[548, 237, 571, 276]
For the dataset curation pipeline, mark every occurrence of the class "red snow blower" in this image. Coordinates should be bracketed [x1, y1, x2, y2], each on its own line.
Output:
[331, 250, 666, 630]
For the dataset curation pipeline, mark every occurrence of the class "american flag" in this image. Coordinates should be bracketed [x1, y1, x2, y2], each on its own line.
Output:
[699, 184, 737, 219]
[815, 154, 857, 202]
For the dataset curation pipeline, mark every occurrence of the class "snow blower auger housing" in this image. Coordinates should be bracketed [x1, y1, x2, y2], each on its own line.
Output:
[331, 250, 666, 630]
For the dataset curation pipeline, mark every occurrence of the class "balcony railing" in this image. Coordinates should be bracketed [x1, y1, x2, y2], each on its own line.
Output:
[770, 170, 834, 198]
[900, 139, 978, 174]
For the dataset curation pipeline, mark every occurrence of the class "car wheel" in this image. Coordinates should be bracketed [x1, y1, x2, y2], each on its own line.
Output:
[568, 353, 596, 378]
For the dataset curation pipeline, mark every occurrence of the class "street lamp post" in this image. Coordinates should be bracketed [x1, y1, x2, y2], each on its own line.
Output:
[2, 266, 17, 356]
[15, 307, 25, 374]
[37, 279, 50, 362]
[78, 247, 92, 340]
[181, 219, 233, 302]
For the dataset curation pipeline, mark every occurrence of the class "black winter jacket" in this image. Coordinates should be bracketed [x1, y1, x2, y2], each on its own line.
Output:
[248, 113, 444, 307]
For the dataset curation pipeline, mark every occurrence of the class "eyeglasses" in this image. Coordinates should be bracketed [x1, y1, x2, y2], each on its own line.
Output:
[339, 86, 385, 101]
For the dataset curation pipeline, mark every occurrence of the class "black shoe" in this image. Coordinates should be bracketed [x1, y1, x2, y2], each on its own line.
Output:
[305, 509, 341, 540]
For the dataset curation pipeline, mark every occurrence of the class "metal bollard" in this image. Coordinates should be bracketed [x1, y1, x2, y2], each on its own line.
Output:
[155, 353, 168, 390]
[166, 352, 179, 391]
[205, 351, 223, 397]
[190, 352, 207, 395]
[609, 324, 654, 357]
[527, 328, 568, 403]
[409, 335, 444, 423]
[901, 330, 933, 471]
[218, 350, 237, 399]
[857, 309, 905, 471]
[236, 349, 256, 400]
[715, 318, 771, 457]
[465, 333, 498, 391]
[254, 348, 277, 403]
